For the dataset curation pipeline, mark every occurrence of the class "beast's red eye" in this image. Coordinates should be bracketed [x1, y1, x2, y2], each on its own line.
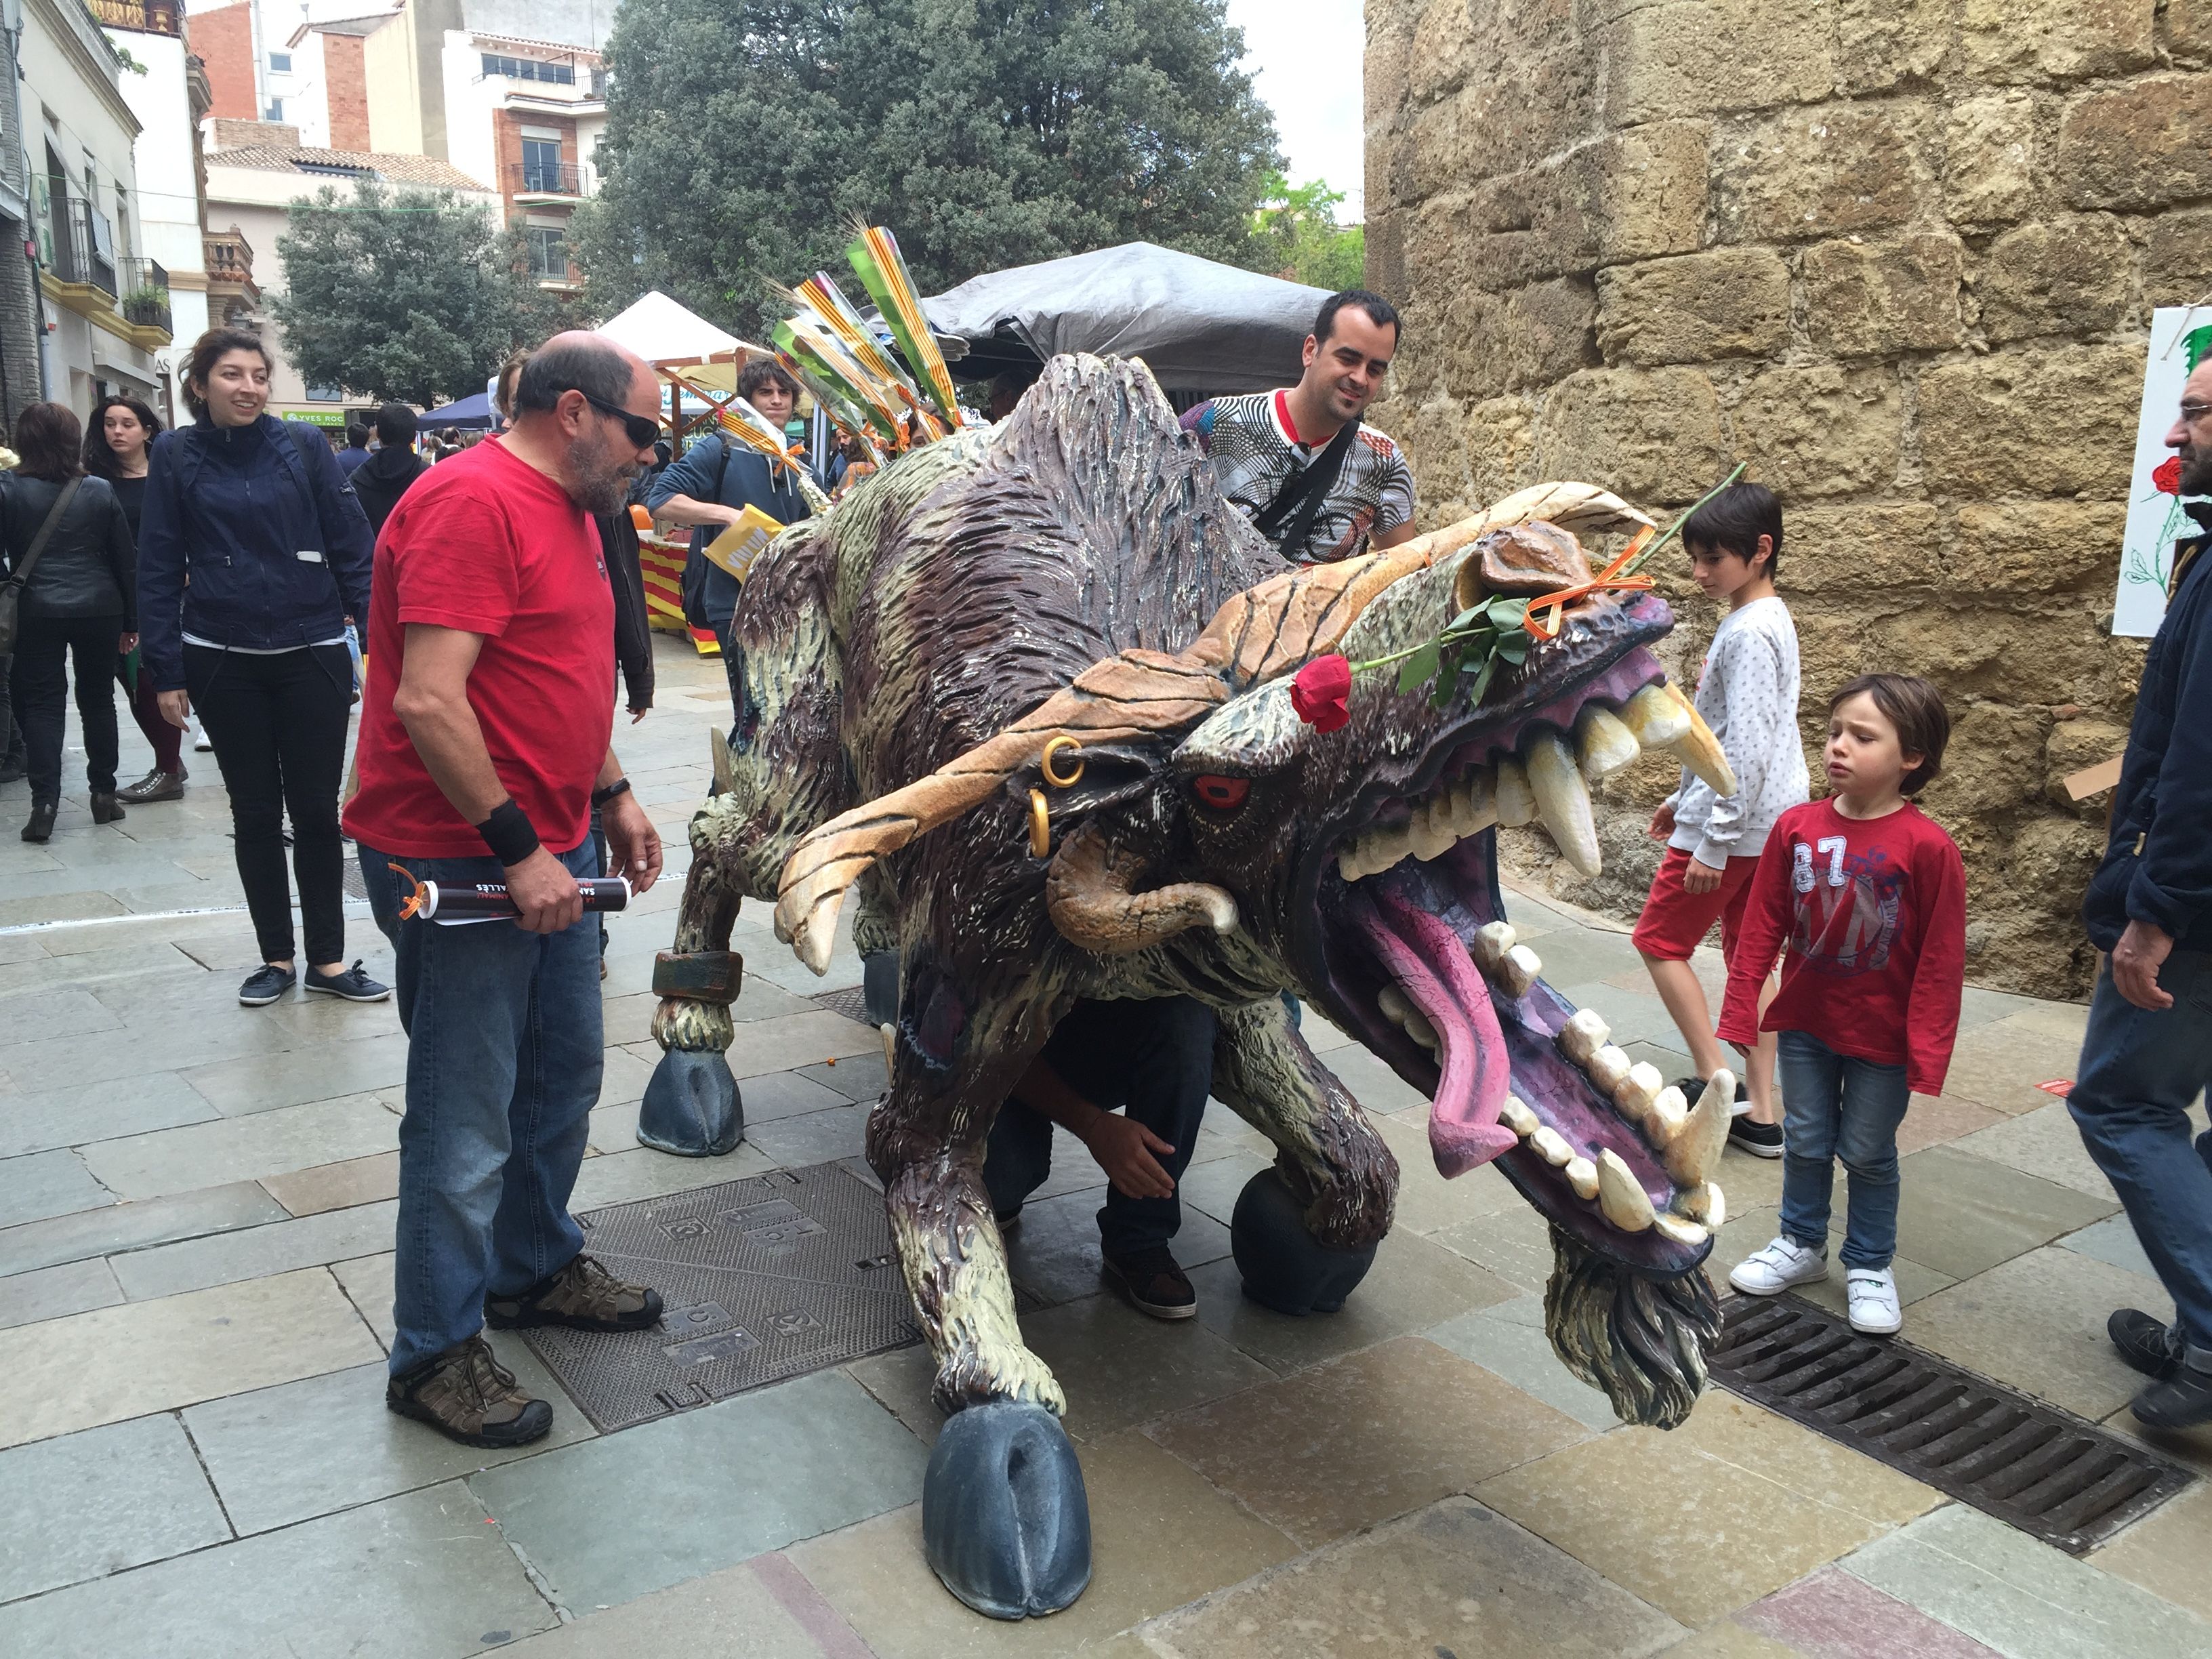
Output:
[1192, 775, 1250, 811]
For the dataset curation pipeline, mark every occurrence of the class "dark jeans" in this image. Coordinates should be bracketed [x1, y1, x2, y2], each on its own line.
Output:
[186, 642, 352, 966]
[984, 997, 1216, 1258]
[363, 840, 605, 1377]
[1776, 1029, 1912, 1271]
[121, 654, 182, 774]
[2069, 949, 2212, 1356]
[11, 613, 122, 800]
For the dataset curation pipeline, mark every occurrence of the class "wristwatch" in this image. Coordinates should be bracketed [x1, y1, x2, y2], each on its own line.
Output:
[590, 777, 632, 809]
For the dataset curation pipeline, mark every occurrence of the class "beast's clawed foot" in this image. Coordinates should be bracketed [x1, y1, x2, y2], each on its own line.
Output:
[922, 1401, 1092, 1620]
[1230, 1167, 1379, 1315]
[637, 1049, 745, 1156]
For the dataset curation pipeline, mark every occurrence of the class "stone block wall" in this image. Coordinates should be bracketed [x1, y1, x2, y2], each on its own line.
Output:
[1364, 0, 2211, 996]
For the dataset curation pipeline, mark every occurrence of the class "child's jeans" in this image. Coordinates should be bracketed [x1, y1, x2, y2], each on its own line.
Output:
[1776, 1030, 1911, 1270]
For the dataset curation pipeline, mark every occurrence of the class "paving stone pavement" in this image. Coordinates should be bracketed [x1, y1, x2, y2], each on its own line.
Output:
[0, 635, 2206, 1656]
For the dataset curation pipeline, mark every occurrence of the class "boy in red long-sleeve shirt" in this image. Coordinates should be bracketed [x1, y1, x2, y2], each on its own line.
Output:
[1721, 674, 1967, 1336]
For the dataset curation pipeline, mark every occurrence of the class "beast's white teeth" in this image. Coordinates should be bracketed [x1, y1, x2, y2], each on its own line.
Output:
[1403, 1007, 1439, 1051]
[1453, 770, 1499, 835]
[1575, 705, 1640, 780]
[1620, 681, 1691, 747]
[1665, 1075, 1733, 1187]
[1677, 1180, 1725, 1229]
[1531, 1125, 1574, 1166]
[1647, 1086, 1689, 1145]
[1500, 945, 1540, 1000]
[1494, 756, 1536, 826]
[1587, 1043, 1633, 1094]
[1377, 985, 1412, 1025]
[1559, 1008, 1610, 1066]
[1500, 1095, 1538, 1138]
[1565, 1155, 1599, 1200]
[1654, 682, 1738, 795]
[1525, 732, 1602, 878]
[1359, 821, 1412, 877]
[1409, 796, 1458, 862]
[1595, 1148, 1657, 1232]
[1653, 1213, 1709, 1248]
[1471, 920, 1517, 974]
[1614, 1062, 1664, 1120]
[1338, 844, 1365, 883]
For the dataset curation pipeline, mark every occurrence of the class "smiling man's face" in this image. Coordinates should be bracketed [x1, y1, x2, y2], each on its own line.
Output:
[1300, 306, 1397, 428]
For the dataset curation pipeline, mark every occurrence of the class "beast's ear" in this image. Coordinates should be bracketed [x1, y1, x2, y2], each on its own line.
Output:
[1005, 742, 1162, 820]
[1172, 678, 1304, 777]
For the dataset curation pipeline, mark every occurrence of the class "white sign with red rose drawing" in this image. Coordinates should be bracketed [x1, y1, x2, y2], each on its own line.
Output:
[2116, 308, 2211, 640]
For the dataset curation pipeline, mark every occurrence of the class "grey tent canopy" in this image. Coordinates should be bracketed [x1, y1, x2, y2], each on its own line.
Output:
[921, 243, 1334, 398]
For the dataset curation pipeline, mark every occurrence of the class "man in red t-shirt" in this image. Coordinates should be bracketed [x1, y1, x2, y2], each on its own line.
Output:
[346, 332, 668, 1448]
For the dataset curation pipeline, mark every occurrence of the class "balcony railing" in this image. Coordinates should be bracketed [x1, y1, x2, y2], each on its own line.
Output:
[510, 161, 586, 197]
[88, 0, 182, 35]
[118, 258, 171, 335]
[45, 197, 118, 298]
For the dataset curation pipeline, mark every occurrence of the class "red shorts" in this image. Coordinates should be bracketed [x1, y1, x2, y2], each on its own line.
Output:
[1632, 846, 1763, 964]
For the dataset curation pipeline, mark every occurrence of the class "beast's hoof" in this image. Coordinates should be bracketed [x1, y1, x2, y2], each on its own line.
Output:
[922, 1401, 1091, 1620]
[1231, 1166, 1378, 1315]
[637, 1050, 745, 1157]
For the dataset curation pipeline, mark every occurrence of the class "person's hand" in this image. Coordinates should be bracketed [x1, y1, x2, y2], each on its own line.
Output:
[629, 704, 651, 723]
[119, 632, 139, 655]
[714, 504, 745, 528]
[1648, 802, 1677, 842]
[157, 689, 190, 730]
[2112, 919, 2176, 1011]
[504, 846, 583, 934]
[601, 789, 663, 894]
[1683, 855, 1725, 895]
[1082, 1112, 1176, 1200]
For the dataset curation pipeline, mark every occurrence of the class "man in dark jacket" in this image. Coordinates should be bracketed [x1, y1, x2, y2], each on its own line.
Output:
[645, 359, 811, 718]
[352, 404, 432, 539]
[337, 421, 373, 477]
[2070, 354, 2212, 1431]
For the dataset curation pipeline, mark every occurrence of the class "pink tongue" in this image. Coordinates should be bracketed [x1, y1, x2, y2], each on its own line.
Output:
[1357, 884, 1517, 1177]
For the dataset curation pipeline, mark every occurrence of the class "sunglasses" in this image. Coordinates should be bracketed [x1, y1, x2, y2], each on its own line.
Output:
[577, 389, 661, 449]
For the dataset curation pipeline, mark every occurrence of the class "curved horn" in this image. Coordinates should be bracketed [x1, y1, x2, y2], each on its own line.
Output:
[1045, 819, 1237, 954]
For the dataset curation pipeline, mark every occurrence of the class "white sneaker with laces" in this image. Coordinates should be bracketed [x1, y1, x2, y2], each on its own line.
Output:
[1728, 1235, 1828, 1296]
[1846, 1267, 1902, 1335]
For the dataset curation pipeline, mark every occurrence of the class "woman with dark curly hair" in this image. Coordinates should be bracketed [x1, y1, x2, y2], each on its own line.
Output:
[83, 392, 186, 803]
[0, 402, 136, 841]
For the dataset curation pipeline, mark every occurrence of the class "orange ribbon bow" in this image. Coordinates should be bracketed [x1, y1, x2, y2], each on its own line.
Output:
[1521, 526, 1658, 642]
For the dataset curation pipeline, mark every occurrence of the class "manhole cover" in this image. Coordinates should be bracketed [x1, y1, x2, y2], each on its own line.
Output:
[341, 859, 367, 900]
[523, 1162, 920, 1431]
[813, 985, 873, 1025]
[1711, 1295, 2193, 1553]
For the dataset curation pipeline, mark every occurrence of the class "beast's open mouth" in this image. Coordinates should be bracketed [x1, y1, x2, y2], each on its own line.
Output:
[1307, 622, 1729, 1278]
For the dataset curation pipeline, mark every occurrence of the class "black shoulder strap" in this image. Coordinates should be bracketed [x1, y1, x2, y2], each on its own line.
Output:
[5, 476, 83, 592]
[1253, 417, 1360, 562]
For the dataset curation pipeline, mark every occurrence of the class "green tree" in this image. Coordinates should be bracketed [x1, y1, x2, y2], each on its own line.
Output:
[577, 0, 1283, 338]
[1248, 173, 1365, 292]
[271, 181, 569, 407]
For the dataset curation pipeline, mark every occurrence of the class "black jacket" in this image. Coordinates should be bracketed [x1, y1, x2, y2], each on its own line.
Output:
[137, 415, 375, 691]
[2085, 501, 2212, 954]
[0, 472, 136, 628]
[598, 510, 654, 712]
[351, 443, 431, 540]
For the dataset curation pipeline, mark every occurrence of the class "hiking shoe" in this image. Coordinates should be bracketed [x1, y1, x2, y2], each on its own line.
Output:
[486, 1253, 663, 1333]
[1846, 1267, 1902, 1336]
[1102, 1245, 1197, 1320]
[1729, 1118, 1784, 1159]
[2131, 1361, 2212, 1431]
[386, 1335, 552, 1449]
[2110, 1309, 2186, 1380]
[1729, 1235, 1828, 1296]
[238, 963, 297, 1006]
[115, 768, 184, 803]
[306, 960, 390, 1002]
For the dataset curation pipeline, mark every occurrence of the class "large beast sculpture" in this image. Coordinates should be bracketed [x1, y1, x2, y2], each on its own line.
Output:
[644, 354, 1733, 1618]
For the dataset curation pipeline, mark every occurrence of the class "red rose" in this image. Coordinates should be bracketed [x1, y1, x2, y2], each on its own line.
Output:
[2154, 455, 2184, 495]
[1290, 654, 1353, 733]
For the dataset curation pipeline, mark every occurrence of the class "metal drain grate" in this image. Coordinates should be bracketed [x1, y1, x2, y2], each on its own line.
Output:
[1711, 1295, 2193, 1553]
[341, 859, 368, 900]
[812, 985, 874, 1025]
[522, 1162, 921, 1431]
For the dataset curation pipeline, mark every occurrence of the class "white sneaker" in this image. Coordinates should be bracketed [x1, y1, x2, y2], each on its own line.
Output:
[1729, 1235, 1828, 1296]
[192, 723, 213, 753]
[1846, 1267, 1902, 1335]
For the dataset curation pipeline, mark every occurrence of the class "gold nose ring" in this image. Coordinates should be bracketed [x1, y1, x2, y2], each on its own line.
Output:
[1040, 735, 1086, 789]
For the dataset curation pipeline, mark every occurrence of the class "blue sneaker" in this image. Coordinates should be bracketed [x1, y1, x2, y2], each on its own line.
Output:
[305, 960, 390, 1002]
[238, 963, 297, 1006]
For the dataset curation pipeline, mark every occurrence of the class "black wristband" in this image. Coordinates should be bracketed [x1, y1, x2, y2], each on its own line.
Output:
[590, 777, 632, 810]
[476, 800, 540, 867]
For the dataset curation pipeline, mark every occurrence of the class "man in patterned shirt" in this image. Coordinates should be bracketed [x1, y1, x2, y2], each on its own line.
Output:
[1182, 289, 1418, 564]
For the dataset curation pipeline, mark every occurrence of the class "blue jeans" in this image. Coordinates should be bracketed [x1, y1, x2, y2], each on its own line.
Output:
[2068, 950, 2212, 1355]
[984, 997, 1216, 1258]
[1777, 1029, 1912, 1271]
[363, 840, 605, 1378]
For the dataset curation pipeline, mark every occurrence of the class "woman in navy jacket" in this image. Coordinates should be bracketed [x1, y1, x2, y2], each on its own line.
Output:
[138, 327, 387, 1008]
